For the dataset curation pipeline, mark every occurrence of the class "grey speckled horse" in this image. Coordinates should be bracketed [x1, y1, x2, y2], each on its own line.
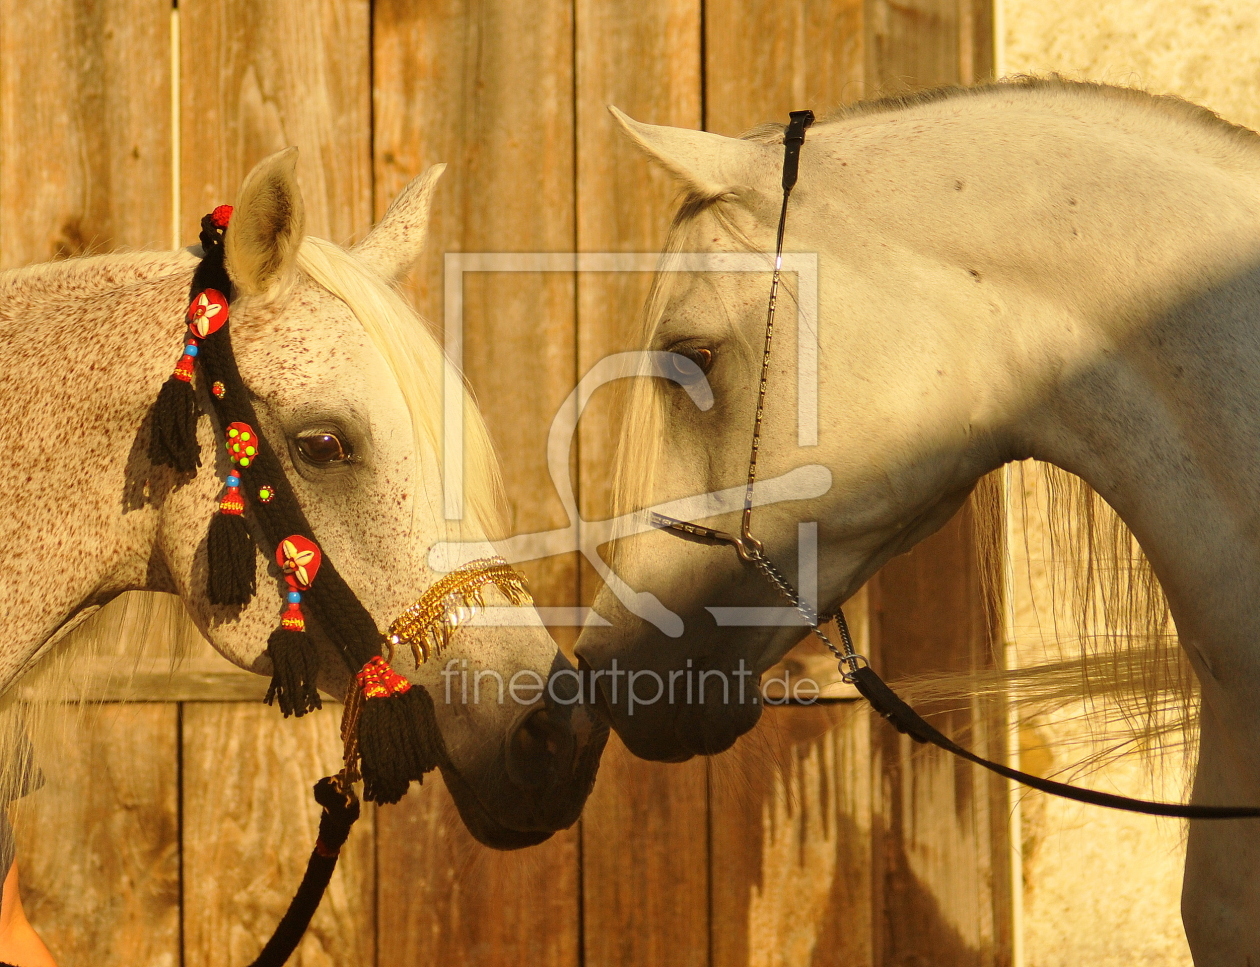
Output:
[0, 151, 604, 961]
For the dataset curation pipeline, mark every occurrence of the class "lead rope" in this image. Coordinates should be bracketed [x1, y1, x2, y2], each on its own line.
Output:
[727, 110, 1260, 820]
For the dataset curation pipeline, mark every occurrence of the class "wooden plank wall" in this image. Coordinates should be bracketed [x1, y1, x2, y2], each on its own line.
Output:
[0, 1, 1001, 965]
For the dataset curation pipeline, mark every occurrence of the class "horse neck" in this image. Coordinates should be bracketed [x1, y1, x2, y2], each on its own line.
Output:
[919, 121, 1260, 673]
[0, 251, 195, 686]
[815, 97, 1260, 664]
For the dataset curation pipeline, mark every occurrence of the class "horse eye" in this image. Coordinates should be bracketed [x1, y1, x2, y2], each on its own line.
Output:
[296, 432, 351, 465]
[666, 347, 715, 384]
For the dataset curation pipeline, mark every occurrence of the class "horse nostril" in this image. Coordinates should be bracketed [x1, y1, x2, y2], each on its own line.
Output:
[506, 707, 576, 791]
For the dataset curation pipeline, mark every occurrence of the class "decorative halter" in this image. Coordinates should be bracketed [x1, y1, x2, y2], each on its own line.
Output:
[146, 206, 536, 966]
[388, 558, 531, 664]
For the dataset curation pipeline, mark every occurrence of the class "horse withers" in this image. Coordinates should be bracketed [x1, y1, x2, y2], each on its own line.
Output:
[575, 79, 1260, 964]
[0, 150, 605, 961]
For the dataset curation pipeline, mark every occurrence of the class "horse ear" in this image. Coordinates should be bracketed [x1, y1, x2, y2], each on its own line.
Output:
[351, 163, 446, 281]
[608, 106, 772, 198]
[225, 147, 306, 299]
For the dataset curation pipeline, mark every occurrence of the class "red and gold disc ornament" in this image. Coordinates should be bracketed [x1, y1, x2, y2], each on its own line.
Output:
[277, 536, 322, 632]
[170, 288, 230, 383]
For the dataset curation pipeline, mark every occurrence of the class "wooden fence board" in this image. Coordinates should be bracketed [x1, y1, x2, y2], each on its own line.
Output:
[376, 777, 580, 967]
[870, 507, 1011, 967]
[14, 704, 180, 967]
[0, 0, 171, 268]
[373, 4, 583, 964]
[374, 0, 579, 638]
[574, 0, 702, 523]
[181, 703, 375, 967]
[581, 738, 709, 967]
[705, 0, 865, 137]
[179, 0, 372, 244]
[572, 5, 710, 966]
[865, 0, 961, 96]
[710, 704, 873, 967]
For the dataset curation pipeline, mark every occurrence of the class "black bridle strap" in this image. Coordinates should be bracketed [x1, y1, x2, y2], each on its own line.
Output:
[849, 666, 1260, 819]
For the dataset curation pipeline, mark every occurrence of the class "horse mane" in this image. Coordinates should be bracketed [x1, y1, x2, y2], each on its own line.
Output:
[293, 236, 507, 539]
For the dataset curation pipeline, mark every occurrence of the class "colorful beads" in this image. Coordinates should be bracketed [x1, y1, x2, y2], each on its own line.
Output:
[257, 484, 275, 504]
[356, 656, 412, 699]
[218, 487, 245, 515]
[226, 474, 240, 488]
[280, 602, 306, 633]
[211, 381, 226, 399]
[225, 422, 258, 467]
[287, 591, 302, 604]
[172, 351, 196, 383]
[184, 343, 199, 357]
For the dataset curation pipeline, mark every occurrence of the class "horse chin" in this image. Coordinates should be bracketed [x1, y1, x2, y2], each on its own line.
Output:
[438, 763, 556, 850]
[594, 675, 763, 763]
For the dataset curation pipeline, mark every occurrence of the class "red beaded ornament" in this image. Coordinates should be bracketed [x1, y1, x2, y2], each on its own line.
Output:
[224, 422, 260, 468]
[216, 421, 259, 516]
[356, 656, 412, 699]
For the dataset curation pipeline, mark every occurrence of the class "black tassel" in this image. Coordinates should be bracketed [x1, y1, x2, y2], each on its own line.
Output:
[357, 688, 444, 805]
[265, 628, 323, 717]
[207, 512, 257, 605]
[148, 375, 201, 473]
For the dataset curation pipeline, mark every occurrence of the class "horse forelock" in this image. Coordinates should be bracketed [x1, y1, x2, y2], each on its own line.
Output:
[292, 237, 506, 540]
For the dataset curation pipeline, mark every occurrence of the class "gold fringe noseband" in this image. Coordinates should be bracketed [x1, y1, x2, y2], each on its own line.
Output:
[387, 557, 532, 665]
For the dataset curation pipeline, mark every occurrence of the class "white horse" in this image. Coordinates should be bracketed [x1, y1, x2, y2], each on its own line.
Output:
[574, 78, 1260, 964]
[0, 150, 605, 962]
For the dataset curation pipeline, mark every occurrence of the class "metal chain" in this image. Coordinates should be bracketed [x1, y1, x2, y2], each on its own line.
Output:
[752, 556, 867, 682]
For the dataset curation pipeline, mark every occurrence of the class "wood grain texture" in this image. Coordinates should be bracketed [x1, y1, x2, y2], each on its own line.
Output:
[863, 0, 993, 96]
[582, 736, 709, 967]
[372, 5, 583, 964]
[181, 703, 375, 967]
[574, 0, 702, 525]
[710, 704, 873, 967]
[0, 0, 171, 268]
[572, 7, 711, 965]
[16, 657, 269, 703]
[700, 9, 879, 965]
[856, 10, 1011, 961]
[180, 0, 372, 245]
[705, 0, 865, 136]
[374, 0, 578, 636]
[869, 507, 1012, 967]
[376, 776, 580, 966]
[14, 704, 180, 966]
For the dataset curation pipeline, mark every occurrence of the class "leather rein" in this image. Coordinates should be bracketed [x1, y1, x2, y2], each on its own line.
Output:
[649, 109, 1260, 820]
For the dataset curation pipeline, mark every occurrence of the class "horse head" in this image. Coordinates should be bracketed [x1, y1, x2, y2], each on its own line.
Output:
[154, 150, 606, 846]
[576, 109, 1003, 761]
